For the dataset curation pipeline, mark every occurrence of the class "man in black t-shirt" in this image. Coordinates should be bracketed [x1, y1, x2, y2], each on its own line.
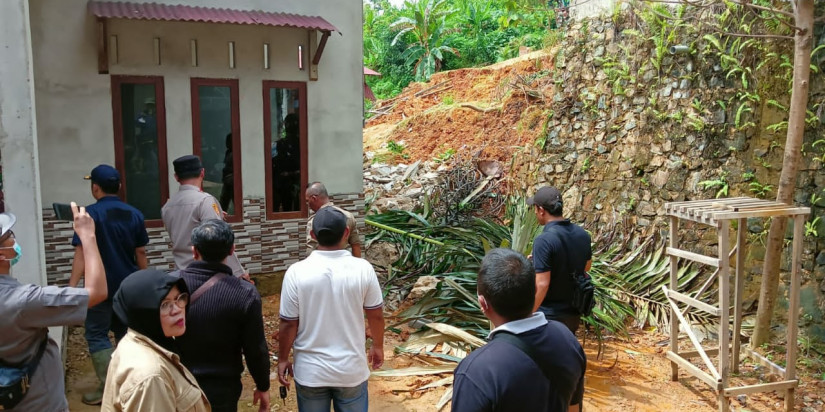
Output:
[528, 186, 592, 333]
[452, 248, 586, 412]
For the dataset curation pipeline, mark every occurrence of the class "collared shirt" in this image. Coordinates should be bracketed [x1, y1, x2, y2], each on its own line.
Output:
[102, 329, 210, 412]
[306, 202, 361, 253]
[162, 184, 244, 276]
[279, 250, 383, 387]
[72, 196, 149, 298]
[487, 312, 548, 339]
[0, 275, 89, 411]
[452, 314, 586, 412]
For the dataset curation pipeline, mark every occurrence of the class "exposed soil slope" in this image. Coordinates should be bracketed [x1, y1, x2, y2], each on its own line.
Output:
[365, 51, 555, 164]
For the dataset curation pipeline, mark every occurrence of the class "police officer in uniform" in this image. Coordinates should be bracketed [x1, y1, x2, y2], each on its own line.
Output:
[0, 204, 108, 411]
[162, 155, 246, 278]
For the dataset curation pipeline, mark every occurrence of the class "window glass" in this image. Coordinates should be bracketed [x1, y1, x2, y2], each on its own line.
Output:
[196, 85, 236, 214]
[120, 83, 162, 219]
[268, 88, 302, 213]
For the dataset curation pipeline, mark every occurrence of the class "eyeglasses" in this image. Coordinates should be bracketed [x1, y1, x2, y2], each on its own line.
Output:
[160, 292, 189, 315]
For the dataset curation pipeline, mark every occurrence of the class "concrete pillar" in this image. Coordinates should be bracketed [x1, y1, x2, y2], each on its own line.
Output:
[0, 0, 47, 286]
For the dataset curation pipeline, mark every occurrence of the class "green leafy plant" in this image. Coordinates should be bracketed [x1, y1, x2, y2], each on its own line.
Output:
[442, 94, 455, 105]
[387, 140, 409, 159]
[391, 0, 458, 81]
[433, 148, 456, 163]
[805, 217, 820, 237]
[580, 156, 592, 173]
[749, 182, 773, 198]
[699, 173, 729, 198]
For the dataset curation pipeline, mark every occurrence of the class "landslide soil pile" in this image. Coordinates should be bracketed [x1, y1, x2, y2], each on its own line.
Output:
[364, 51, 555, 164]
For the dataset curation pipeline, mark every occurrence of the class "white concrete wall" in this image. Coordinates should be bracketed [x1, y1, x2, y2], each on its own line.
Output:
[30, 0, 364, 208]
[1, 0, 47, 285]
[570, 0, 617, 20]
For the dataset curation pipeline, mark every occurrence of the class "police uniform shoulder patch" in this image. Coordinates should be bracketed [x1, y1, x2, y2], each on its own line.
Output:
[212, 202, 221, 217]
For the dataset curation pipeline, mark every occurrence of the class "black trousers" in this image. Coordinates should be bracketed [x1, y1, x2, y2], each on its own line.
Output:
[543, 312, 581, 335]
[198, 378, 242, 412]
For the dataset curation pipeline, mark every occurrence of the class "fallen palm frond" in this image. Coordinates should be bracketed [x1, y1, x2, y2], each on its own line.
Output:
[370, 365, 456, 377]
[366, 196, 719, 401]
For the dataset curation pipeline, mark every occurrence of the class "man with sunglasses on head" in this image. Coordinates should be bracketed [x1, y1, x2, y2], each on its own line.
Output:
[0, 204, 108, 411]
[175, 219, 270, 412]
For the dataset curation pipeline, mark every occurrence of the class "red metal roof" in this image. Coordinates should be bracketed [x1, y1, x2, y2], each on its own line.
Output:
[88, 1, 338, 32]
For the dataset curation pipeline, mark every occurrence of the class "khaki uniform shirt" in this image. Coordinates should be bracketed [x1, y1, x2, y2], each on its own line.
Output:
[0, 274, 89, 412]
[306, 202, 361, 252]
[162, 185, 244, 276]
[102, 329, 211, 412]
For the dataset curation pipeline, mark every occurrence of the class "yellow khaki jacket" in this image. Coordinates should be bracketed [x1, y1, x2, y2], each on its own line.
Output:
[102, 329, 211, 412]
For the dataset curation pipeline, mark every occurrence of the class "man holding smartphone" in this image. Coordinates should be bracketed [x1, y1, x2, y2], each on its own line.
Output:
[68, 164, 149, 405]
[1, 203, 108, 411]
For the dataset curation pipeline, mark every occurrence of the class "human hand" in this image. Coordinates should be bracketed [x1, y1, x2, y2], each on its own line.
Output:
[368, 344, 384, 370]
[277, 361, 293, 388]
[253, 389, 270, 412]
[71, 202, 95, 240]
[221, 211, 228, 220]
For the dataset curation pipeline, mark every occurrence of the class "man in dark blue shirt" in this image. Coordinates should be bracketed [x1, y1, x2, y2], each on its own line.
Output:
[69, 164, 149, 405]
[528, 186, 592, 333]
[452, 248, 586, 412]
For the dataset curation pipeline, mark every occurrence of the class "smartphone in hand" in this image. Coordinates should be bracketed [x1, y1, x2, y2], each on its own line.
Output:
[52, 203, 74, 221]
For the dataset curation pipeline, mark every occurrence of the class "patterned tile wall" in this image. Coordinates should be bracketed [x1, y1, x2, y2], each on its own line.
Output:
[42, 194, 365, 286]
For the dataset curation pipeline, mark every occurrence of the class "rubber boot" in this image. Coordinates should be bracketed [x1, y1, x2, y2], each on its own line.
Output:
[82, 347, 114, 405]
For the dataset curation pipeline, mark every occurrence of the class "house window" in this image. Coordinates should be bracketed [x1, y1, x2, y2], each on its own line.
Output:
[263, 81, 308, 219]
[191, 78, 242, 221]
[111, 76, 169, 223]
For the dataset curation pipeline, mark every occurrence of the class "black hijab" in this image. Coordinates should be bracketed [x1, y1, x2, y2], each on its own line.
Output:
[113, 269, 189, 353]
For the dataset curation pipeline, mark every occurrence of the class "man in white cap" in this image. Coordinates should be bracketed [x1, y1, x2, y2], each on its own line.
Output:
[0, 204, 108, 411]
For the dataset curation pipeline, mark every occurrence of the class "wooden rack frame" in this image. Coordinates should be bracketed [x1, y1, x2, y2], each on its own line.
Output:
[664, 197, 810, 412]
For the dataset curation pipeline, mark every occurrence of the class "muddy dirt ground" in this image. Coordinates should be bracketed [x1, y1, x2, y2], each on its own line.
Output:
[66, 294, 825, 411]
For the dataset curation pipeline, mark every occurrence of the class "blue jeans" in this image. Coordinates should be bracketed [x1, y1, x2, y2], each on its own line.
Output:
[295, 381, 368, 412]
[85, 299, 127, 354]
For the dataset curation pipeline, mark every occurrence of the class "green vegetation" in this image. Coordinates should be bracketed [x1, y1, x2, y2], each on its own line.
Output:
[366, 197, 713, 345]
[364, 0, 562, 99]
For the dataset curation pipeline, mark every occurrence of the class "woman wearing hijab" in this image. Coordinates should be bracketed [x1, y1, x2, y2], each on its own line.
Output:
[101, 269, 211, 411]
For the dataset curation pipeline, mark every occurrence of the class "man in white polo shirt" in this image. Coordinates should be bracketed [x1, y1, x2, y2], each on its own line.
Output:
[278, 207, 384, 412]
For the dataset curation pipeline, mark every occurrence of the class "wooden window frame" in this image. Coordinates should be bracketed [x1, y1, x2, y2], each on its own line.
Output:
[190, 78, 243, 223]
[111, 75, 169, 228]
[263, 80, 308, 220]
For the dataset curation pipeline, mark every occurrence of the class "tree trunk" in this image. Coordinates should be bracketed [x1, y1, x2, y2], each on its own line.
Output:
[751, 0, 815, 347]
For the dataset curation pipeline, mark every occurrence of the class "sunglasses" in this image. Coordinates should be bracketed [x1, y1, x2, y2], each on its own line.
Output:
[160, 292, 189, 315]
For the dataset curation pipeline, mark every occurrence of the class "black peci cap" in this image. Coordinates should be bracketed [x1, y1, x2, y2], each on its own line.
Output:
[173, 155, 203, 176]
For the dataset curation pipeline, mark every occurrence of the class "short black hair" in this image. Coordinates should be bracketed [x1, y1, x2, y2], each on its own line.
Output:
[539, 202, 563, 217]
[477, 248, 535, 321]
[97, 181, 120, 195]
[191, 219, 234, 263]
[316, 230, 344, 246]
[177, 169, 202, 180]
